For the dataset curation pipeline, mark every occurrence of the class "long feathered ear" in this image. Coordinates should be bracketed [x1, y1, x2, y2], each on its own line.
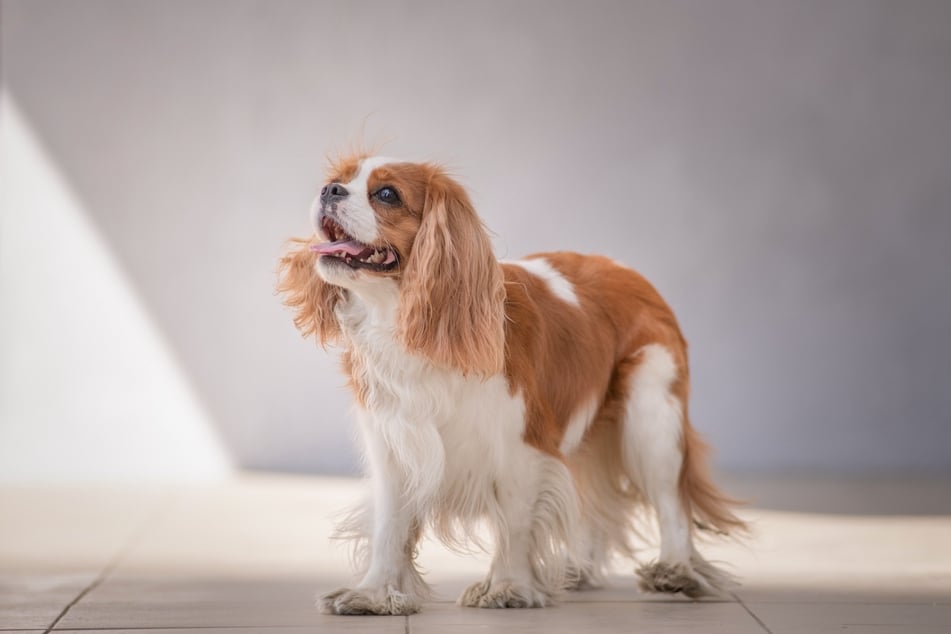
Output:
[397, 170, 506, 377]
[277, 236, 343, 345]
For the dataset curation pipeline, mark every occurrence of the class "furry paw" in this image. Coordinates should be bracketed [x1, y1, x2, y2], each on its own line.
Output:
[318, 586, 420, 615]
[636, 561, 705, 598]
[565, 566, 602, 591]
[458, 580, 549, 608]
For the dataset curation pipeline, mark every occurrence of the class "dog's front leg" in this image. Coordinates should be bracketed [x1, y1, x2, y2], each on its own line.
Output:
[458, 452, 580, 608]
[320, 416, 432, 616]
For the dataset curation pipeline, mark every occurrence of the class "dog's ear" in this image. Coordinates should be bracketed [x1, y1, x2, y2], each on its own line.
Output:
[277, 236, 342, 345]
[397, 170, 505, 377]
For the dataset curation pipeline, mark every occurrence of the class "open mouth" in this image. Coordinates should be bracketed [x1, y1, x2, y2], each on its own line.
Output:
[311, 215, 399, 272]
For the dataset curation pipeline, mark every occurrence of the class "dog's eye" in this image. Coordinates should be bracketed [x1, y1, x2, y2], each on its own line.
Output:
[373, 186, 400, 205]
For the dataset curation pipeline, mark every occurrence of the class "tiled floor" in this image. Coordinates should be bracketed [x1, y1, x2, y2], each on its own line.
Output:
[1, 473, 949, 633]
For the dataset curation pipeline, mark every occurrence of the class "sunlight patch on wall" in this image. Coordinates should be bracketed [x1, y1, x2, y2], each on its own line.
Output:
[0, 91, 232, 482]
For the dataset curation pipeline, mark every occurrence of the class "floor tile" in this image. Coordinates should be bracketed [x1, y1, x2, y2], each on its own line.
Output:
[55, 575, 325, 629]
[410, 601, 763, 633]
[56, 627, 402, 634]
[111, 475, 360, 577]
[701, 509, 951, 605]
[735, 576, 951, 604]
[0, 573, 94, 629]
[0, 485, 167, 574]
[749, 602, 951, 633]
[3, 474, 951, 632]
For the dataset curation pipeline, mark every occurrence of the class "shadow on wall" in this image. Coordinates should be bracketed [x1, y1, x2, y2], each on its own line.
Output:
[0, 92, 232, 481]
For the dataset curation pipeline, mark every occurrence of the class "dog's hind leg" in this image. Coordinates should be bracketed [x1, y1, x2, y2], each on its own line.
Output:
[620, 344, 740, 598]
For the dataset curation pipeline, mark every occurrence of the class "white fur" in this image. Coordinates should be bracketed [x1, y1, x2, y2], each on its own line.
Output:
[559, 397, 599, 455]
[310, 156, 398, 243]
[318, 273, 581, 615]
[621, 344, 689, 562]
[508, 257, 581, 307]
[619, 343, 728, 596]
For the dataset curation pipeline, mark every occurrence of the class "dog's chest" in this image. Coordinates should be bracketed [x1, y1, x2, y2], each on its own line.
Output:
[340, 294, 532, 501]
[347, 326, 525, 470]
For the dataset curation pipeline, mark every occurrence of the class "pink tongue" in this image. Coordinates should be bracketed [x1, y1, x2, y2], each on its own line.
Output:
[310, 240, 370, 257]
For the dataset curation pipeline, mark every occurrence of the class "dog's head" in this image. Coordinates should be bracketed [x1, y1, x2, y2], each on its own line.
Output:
[278, 155, 505, 377]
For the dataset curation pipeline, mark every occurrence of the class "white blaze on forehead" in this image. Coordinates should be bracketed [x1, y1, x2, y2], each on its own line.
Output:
[508, 257, 581, 307]
[347, 156, 401, 187]
[332, 156, 400, 243]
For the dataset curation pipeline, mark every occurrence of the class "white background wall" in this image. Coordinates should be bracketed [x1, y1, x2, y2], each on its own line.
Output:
[2, 0, 950, 480]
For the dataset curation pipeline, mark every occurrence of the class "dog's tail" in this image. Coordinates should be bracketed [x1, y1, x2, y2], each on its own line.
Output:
[679, 422, 748, 536]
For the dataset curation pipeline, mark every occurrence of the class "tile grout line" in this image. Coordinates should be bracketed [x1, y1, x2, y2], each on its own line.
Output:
[42, 487, 181, 633]
[40, 626, 334, 632]
[41, 573, 109, 634]
[34, 626, 333, 632]
[32, 627, 323, 632]
[731, 592, 774, 634]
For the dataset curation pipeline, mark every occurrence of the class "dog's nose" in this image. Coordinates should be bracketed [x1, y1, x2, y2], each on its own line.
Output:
[320, 183, 349, 204]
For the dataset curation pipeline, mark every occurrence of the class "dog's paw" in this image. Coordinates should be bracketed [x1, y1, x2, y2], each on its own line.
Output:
[565, 573, 601, 591]
[565, 565, 602, 591]
[318, 586, 420, 615]
[458, 580, 548, 609]
[636, 561, 704, 598]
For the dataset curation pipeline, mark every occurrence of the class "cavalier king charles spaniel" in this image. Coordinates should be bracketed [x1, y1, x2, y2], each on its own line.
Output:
[278, 155, 746, 615]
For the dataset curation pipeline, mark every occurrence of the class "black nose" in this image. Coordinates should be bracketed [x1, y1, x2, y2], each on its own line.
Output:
[320, 183, 349, 203]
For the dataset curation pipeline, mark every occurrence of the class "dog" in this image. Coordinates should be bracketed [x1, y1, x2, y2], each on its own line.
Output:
[278, 154, 746, 615]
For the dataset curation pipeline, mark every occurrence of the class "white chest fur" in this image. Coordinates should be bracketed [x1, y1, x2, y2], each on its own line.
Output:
[337, 282, 534, 530]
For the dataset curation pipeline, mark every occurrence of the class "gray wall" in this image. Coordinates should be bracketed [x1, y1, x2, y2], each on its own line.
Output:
[2, 0, 950, 476]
